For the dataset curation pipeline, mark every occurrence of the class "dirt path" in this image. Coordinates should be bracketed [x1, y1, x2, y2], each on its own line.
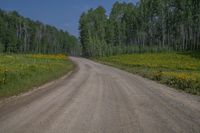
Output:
[0, 57, 199, 133]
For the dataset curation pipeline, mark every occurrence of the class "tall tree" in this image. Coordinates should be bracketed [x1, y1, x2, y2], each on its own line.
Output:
[0, 9, 80, 55]
[79, 0, 200, 57]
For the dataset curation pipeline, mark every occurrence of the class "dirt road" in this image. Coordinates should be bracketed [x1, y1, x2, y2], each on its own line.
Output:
[0, 57, 199, 133]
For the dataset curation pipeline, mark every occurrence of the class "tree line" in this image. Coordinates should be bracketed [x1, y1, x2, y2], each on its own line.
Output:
[79, 0, 200, 57]
[0, 9, 81, 55]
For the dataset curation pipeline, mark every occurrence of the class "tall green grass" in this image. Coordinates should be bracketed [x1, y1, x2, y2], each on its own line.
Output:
[95, 52, 200, 95]
[0, 54, 74, 98]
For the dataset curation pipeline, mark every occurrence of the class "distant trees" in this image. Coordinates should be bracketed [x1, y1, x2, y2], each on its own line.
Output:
[0, 9, 81, 55]
[79, 0, 200, 57]
[79, 7, 107, 57]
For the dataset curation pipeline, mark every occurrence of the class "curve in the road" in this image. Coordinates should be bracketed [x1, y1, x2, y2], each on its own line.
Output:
[0, 57, 199, 133]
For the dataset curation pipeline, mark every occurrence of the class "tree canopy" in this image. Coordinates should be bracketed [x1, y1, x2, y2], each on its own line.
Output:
[0, 9, 81, 55]
[79, 0, 200, 57]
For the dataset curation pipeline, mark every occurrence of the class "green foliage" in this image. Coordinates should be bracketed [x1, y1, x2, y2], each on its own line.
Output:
[79, 0, 200, 57]
[95, 52, 200, 95]
[0, 54, 73, 98]
[0, 9, 81, 55]
[79, 7, 107, 57]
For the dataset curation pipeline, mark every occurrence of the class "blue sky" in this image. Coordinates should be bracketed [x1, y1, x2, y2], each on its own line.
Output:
[0, 0, 138, 37]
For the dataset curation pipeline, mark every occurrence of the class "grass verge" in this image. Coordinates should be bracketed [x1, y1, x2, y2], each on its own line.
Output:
[0, 54, 74, 98]
[94, 52, 200, 95]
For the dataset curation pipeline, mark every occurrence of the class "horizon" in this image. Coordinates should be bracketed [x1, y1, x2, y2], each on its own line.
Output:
[0, 0, 138, 37]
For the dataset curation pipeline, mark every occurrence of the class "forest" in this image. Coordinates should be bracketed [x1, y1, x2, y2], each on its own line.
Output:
[0, 9, 80, 55]
[79, 0, 200, 57]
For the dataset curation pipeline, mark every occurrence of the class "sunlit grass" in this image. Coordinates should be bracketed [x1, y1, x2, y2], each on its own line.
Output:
[95, 52, 200, 95]
[0, 54, 73, 98]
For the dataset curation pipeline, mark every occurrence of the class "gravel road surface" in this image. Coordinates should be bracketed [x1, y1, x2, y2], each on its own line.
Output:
[0, 57, 199, 133]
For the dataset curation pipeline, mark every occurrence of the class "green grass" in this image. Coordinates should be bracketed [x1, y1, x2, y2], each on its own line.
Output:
[0, 54, 74, 98]
[94, 52, 200, 95]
